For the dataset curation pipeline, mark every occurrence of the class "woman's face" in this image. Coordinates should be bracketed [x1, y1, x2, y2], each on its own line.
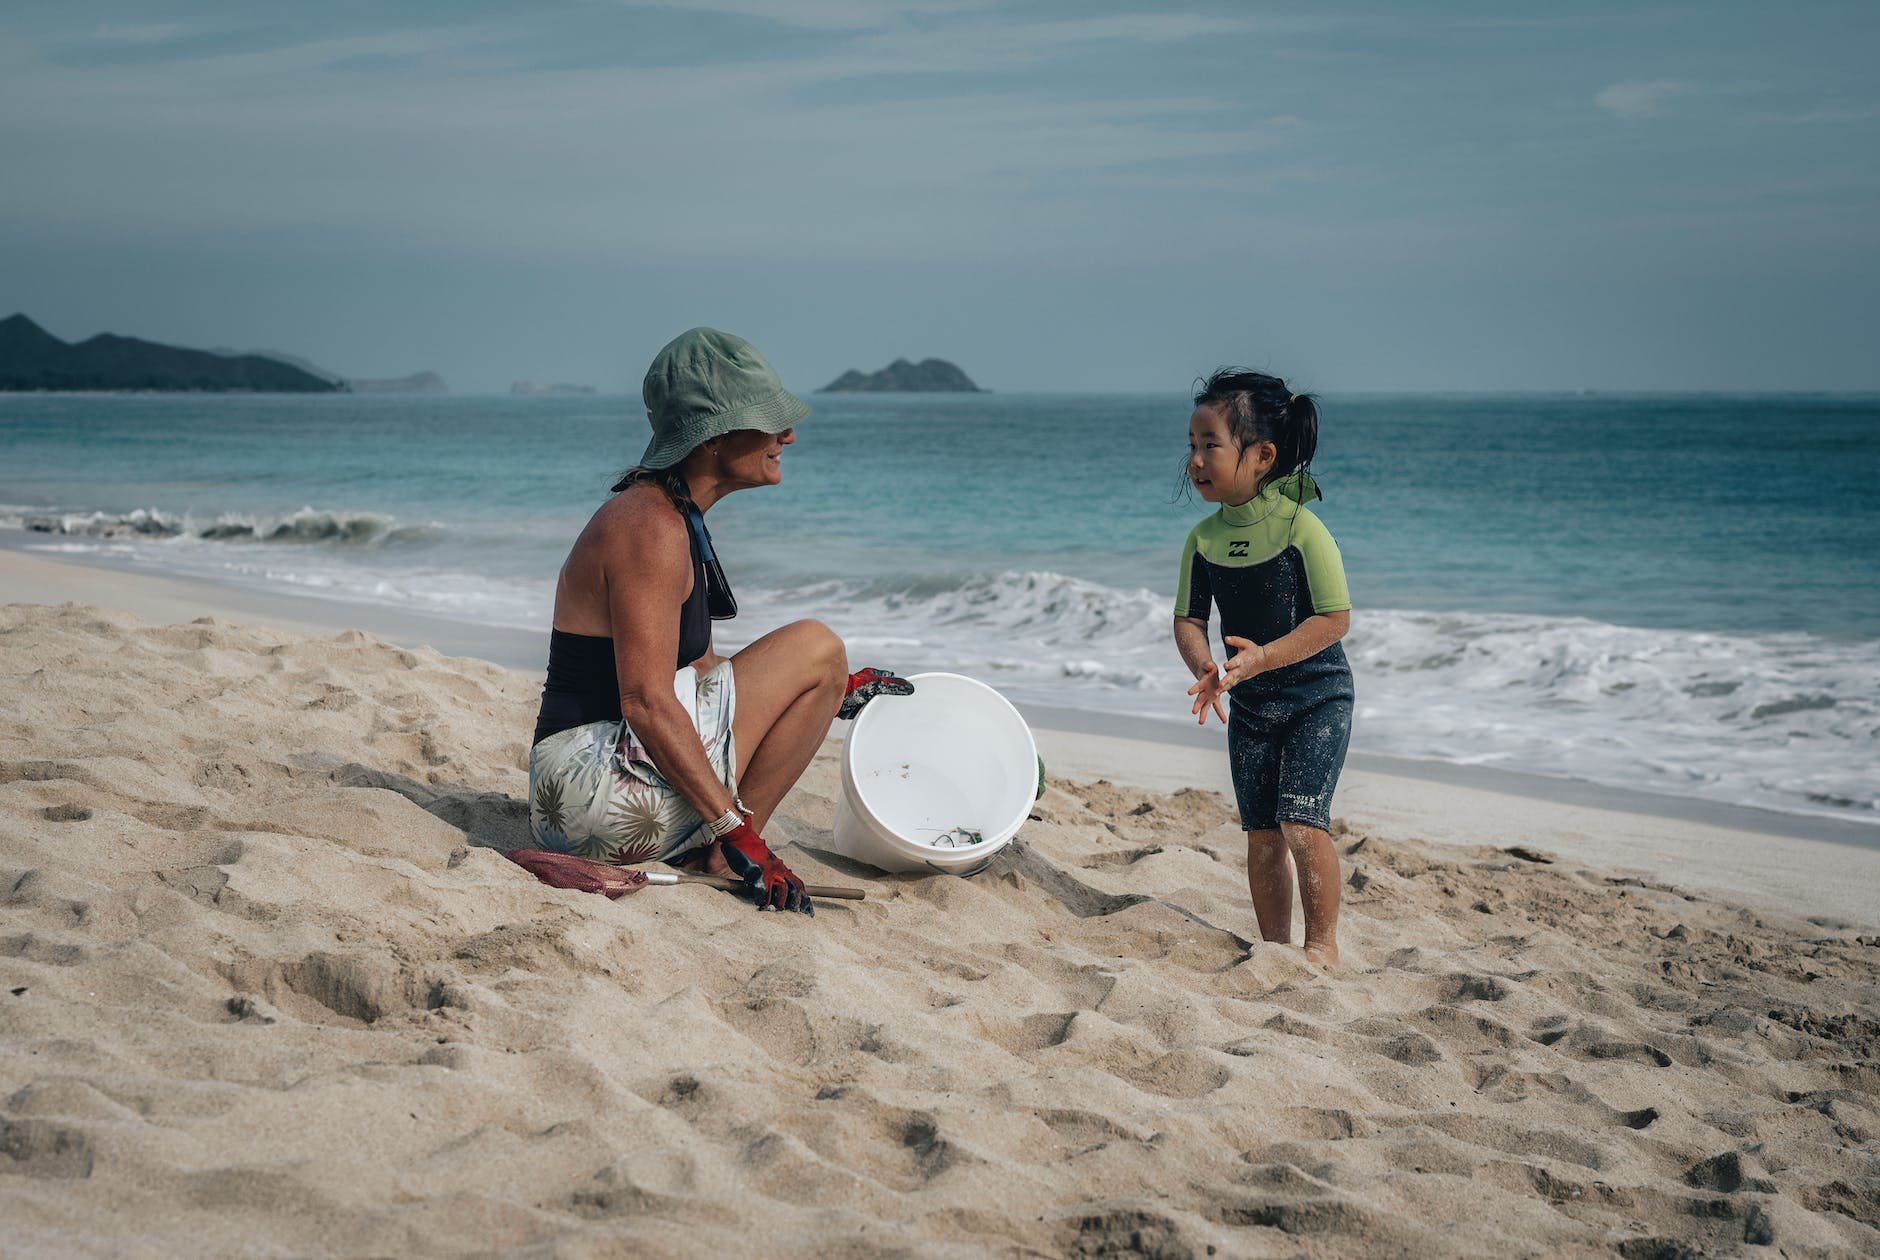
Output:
[716, 426, 795, 489]
[1187, 405, 1271, 503]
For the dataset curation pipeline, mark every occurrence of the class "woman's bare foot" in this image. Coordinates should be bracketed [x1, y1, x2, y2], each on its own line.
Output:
[703, 842, 738, 878]
[1303, 940, 1340, 968]
[675, 842, 739, 879]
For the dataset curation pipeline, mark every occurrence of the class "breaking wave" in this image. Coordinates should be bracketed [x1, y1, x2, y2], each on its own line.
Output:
[5, 505, 439, 548]
[738, 569, 1880, 823]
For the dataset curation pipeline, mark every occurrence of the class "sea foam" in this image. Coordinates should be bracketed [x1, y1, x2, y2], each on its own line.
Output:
[7, 504, 437, 547]
[735, 569, 1879, 824]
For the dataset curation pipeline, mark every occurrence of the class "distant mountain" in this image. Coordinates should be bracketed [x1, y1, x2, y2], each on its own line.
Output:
[1, 314, 343, 393]
[351, 371, 449, 394]
[819, 358, 984, 393]
[213, 346, 347, 386]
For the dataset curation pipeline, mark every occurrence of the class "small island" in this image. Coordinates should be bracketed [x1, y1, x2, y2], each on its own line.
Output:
[819, 358, 984, 393]
[352, 371, 449, 394]
[1, 314, 343, 393]
[510, 380, 596, 396]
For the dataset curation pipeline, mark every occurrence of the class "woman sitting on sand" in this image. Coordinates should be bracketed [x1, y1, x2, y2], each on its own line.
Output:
[527, 327, 911, 916]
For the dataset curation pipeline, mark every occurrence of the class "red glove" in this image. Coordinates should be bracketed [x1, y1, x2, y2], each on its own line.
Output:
[719, 822, 811, 915]
[838, 667, 915, 721]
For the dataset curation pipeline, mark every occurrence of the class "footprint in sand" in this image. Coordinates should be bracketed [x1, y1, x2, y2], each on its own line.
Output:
[1116, 1048, 1231, 1098]
[0, 1118, 96, 1179]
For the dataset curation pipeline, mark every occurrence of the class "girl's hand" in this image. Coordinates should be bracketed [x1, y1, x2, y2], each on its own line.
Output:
[1217, 636, 1270, 689]
[1186, 661, 1229, 726]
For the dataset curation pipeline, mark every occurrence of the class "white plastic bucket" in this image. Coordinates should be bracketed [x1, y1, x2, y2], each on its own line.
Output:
[831, 672, 1037, 876]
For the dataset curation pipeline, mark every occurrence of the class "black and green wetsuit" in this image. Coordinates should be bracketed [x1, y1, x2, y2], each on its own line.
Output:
[1176, 480, 1355, 831]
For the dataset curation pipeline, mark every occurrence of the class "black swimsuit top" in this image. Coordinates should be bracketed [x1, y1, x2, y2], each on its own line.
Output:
[531, 506, 735, 746]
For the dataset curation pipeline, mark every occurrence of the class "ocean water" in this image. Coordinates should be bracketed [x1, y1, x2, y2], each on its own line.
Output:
[3, 391, 1877, 825]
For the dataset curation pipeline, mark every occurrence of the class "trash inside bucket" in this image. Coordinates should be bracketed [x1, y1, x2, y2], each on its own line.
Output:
[833, 672, 1036, 875]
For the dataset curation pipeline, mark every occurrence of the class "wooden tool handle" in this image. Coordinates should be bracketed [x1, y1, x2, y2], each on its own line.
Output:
[674, 871, 866, 901]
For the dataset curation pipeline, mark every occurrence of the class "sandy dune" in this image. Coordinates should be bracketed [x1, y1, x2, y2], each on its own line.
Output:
[2, 602, 1876, 1257]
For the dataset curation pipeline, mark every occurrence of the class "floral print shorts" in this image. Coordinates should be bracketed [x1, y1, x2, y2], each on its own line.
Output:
[528, 660, 737, 864]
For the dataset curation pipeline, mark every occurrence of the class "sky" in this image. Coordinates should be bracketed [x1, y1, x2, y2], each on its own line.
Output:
[3, 1, 1877, 393]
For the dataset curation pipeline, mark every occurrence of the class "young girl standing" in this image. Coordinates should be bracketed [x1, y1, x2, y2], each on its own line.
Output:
[1174, 370, 1354, 967]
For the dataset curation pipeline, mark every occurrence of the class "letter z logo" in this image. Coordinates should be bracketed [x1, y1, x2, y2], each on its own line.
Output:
[1227, 540, 1250, 558]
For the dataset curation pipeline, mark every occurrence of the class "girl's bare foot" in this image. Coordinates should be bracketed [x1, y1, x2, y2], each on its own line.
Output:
[1283, 822, 1341, 971]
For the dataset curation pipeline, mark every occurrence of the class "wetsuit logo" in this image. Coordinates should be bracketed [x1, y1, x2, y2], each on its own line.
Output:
[1228, 540, 1250, 557]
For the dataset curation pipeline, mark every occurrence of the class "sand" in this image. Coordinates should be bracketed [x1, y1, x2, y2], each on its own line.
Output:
[2, 589, 1877, 1256]
[1027, 725, 1880, 934]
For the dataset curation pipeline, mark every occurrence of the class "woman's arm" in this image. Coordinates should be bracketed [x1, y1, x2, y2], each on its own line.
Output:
[604, 498, 740, 824]
[1219, 610, 1351, 688]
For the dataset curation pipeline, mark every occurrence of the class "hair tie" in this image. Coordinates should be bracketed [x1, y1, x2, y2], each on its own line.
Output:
[1289, 394, 1300, 404]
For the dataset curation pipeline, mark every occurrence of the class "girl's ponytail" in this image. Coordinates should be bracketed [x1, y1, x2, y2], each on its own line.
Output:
[1279, 392, 1319, 487]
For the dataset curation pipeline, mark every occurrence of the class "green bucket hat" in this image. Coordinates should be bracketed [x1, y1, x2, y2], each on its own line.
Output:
[638, 327, 810, 470]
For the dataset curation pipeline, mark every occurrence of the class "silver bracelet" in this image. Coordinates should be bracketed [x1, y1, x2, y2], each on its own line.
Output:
[707, 809, 744, 837]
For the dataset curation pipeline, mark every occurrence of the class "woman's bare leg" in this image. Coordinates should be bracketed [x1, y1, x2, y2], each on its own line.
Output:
[728, 619, 847, 830]
[1281, 820, 1341, 966]
[686, 621, 844, 879]
[1245, 828, 1294, 943]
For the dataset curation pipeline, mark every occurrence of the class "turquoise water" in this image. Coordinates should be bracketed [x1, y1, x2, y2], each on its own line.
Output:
[3, 391, 1877, 823]
[5, 391, 1876, 633]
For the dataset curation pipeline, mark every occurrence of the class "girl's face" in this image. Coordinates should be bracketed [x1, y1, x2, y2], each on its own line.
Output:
[1187, 405, 1273, 504]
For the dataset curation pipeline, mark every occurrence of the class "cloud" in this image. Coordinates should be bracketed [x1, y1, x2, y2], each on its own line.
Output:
[1751, 102, 1880, 126]
[1594, 79, 1689, 119]
[606, 2, 1270, 44]
[609, 0, 997, 32]
[93, 23, 186, 43]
